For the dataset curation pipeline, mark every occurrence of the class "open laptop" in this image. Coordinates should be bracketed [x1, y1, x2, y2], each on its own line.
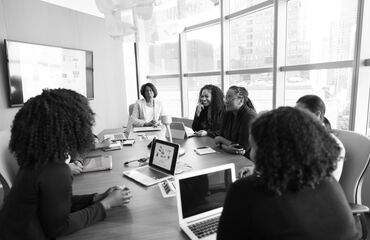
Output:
[175, 163, 236, 240]
[123, 139, 179, 186]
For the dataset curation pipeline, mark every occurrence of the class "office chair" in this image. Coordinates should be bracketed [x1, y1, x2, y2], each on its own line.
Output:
[0, 129, 19, 207]
[333, 129, 370, 240]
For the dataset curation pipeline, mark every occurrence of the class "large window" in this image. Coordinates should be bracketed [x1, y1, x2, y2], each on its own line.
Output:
[134, 0, 370, 133]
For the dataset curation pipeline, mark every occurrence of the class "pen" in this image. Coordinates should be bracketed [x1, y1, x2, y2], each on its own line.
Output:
[196, 146, 208, 149]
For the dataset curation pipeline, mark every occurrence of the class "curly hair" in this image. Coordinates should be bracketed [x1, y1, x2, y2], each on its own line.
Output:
[9, 89, 95, 168]
[198, 84, 225, 118]
[250, 107, 339, 195]
[229, 86, 256, 112]
[140, 82, 158, 99]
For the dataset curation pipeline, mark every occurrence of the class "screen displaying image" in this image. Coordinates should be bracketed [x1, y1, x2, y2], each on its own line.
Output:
[5, 40, 94, 107]
[152, 142, 175, 170]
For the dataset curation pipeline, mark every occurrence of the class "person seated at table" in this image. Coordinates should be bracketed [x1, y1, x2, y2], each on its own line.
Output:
[131, 82, 164, 127]
[0, 89, 133, 240]
[296, 94, 344, 181]
[192, 84, 224, 138]
[217, 107, 359, 240]
[214, 86, 257, 157]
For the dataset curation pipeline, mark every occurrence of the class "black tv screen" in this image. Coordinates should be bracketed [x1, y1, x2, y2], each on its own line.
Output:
[4, 40, 94, 107]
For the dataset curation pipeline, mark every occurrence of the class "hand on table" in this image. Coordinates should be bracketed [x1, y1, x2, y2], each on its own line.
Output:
[223, 143, 246, 156]
[238, 166, 254, 178]
[99, 186, 133, 210]
[194, 130, 207, 137]
[69, 161, 83, 175]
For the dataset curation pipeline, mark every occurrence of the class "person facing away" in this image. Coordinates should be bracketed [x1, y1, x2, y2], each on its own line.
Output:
[296, 94, 345, 181]
[0, 89, 133, 240]
[217, 107, 360, 240]
[192, 84, 225, 138]
[131, 82, 164, 127]
[214, 86, 257, 158]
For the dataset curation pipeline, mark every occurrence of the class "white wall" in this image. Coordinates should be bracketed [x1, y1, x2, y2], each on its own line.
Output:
[0, 0, 129, 133]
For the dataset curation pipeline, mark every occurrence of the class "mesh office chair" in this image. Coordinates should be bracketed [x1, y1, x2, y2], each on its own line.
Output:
[333, 129, 370, 240]
[0, 129, 19, 207]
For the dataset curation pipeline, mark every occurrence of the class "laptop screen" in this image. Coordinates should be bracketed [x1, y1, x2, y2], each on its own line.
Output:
[149, 139, 179, 174]
[179, 168, 233, 218]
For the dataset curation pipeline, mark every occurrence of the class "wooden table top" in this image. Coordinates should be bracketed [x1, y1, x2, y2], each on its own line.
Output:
[60, 128, 253, 240]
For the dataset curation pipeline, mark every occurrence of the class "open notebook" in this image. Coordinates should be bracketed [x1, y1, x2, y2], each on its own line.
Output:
[175, 163, 236, 240]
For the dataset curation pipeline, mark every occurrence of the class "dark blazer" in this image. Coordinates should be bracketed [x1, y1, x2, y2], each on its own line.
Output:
[217, 176, 360, 240]
[220, 105, 257, 156]
[0, 162, 106, 240]
[192, 106, 224, 138]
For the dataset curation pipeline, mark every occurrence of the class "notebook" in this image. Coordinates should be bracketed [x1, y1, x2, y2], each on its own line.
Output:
[133, 126, 162, 132]
[81, 155, 113, 173]
[165, 122, 195, 140]
[175, 163, 236, 240]
[123, 139, 179, 186]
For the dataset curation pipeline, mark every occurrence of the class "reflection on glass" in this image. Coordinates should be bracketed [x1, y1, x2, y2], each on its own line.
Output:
[179, 0, 220, 24]
[228, 73, 273, 112]
[151, 78, 182, 117]
[284, 69, 352, 130]
[230, 0, 268, 14]
[148, 40, 179, 75]
[229, 7, 273, 69]
[185, 25, 221, 72]
[185, 76, 221, 118]
[286, 0, 357, 65]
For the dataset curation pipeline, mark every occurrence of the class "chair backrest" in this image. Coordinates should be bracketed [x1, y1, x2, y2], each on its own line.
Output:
[129, 103, 135, 116]
[172, 117, 193, 128]
[0, 129, 19, 195]
[333, 129, 370, 204]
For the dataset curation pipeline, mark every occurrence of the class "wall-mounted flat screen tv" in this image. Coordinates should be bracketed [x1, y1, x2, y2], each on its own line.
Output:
[4, 40, 94, 107]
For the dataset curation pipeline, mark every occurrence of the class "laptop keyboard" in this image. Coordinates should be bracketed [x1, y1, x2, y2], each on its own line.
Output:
[136, 167, 168, 180]
[188, 216, 220, 239]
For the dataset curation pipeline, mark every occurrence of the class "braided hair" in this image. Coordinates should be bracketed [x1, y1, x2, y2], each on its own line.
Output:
[228, 85, 256, 112]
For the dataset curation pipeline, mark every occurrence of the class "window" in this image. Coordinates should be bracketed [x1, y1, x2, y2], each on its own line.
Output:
[228, 73, 273, 112]
[150, 78, 182, 117]
[229, 7, 273, 69]
[185, 76, 221, 118]
[185, 24, 221, 72]
[286, 0, 357, 65]
[284, 69, 352, 130]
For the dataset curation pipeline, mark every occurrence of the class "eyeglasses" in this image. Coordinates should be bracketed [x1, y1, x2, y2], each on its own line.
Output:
[224, 96, 239, 102]
[124, 157, 148, 167]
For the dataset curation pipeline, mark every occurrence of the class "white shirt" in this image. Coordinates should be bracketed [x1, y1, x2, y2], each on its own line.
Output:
[131, 99, 164, 127]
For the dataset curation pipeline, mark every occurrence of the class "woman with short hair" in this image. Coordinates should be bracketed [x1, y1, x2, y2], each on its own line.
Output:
[296, 94, 345, 181]
[131, 82, 164, 127]
[217, 107, 359, 240]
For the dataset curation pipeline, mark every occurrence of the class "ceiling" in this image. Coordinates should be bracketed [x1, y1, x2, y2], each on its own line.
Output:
[40, 0, 103, 18]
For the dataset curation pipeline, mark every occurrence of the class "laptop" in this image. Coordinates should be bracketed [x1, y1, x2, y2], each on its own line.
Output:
[133, 126, 162, 132]
[123, 139, 179, 186]
[175, 163, 236, 240]
[165, 122, 195, 139]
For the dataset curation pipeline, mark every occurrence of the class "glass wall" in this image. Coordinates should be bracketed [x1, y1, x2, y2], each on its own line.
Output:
[134, 0, 370, 133]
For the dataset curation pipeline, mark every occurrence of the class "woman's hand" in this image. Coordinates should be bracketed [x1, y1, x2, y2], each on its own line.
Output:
[99, 186, 132, 210]
[144, 120, 159, 127]
[93, 185, 122, 202]
[223, 143, 246, 155]
[196, 103, 204, 117]
[238, 166, 254, 178]
[69, 161, 83, 175]
[194, 130, 207, 137]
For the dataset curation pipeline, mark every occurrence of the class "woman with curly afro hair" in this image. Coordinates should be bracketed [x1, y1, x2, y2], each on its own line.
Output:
[217, 107, 359, 240]
[192, 84, 225, 137]
[0, 89, 132, 240]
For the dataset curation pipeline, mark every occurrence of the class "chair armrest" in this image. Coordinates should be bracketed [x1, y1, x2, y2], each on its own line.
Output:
[350, 203, 370, 214]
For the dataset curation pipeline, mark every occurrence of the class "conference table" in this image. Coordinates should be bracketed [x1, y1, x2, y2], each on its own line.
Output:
[60, 128, 253, 240]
